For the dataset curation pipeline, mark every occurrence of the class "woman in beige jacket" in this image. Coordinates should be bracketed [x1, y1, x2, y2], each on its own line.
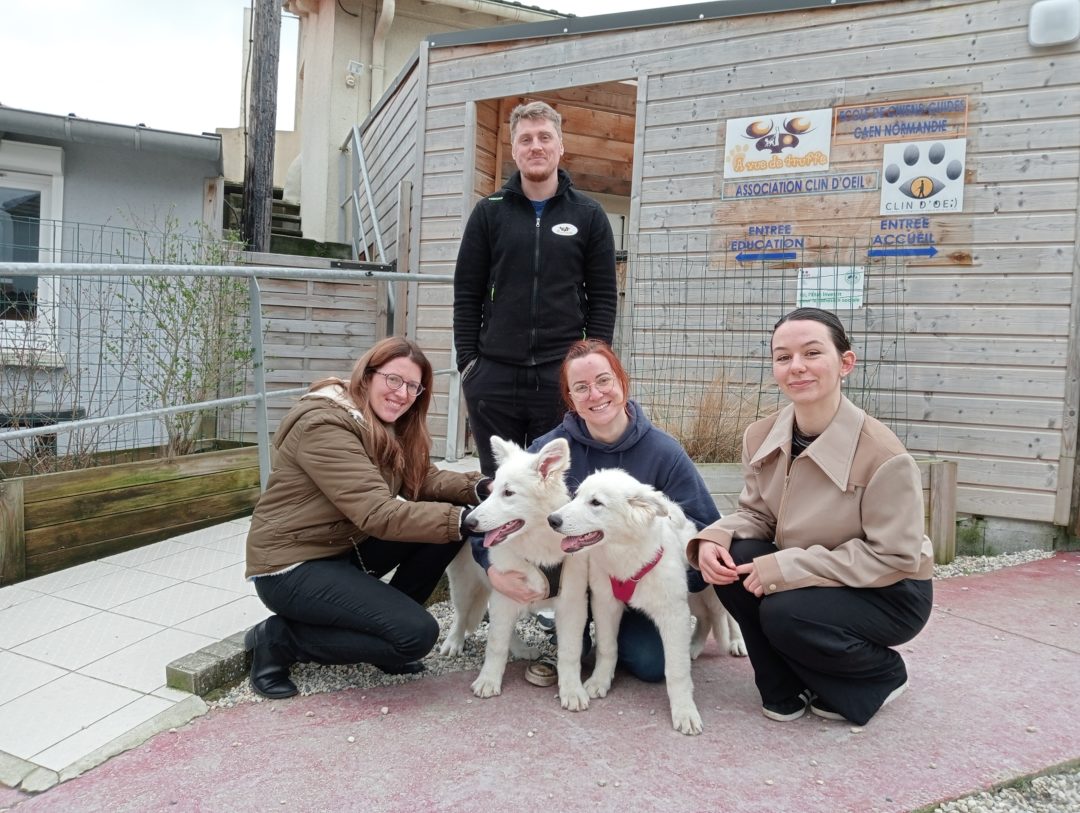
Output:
[244, 337, 487, 698]
[688, 308, 933, 726]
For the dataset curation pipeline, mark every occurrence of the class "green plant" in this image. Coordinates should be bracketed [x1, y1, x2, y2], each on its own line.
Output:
[955, 517, 992, 557]
[110, 216, 253, 458]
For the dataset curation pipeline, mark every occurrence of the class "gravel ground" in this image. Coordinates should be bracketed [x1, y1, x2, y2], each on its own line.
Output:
[213, 549, 1075, 812]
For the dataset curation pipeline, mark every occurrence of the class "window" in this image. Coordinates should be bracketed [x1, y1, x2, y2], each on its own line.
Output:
[0, 141, 63, 362]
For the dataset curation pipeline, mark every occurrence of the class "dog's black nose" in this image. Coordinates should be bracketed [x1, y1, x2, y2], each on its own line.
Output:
[547, 513, 562, 531]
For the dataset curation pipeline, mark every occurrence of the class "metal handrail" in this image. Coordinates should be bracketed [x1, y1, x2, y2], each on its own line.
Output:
[0, 261, 456, 487]
[339, 125, 387, 265]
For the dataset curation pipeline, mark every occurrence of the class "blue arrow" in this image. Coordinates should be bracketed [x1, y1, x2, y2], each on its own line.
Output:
[867, 246, 938, 258]
[735, 251, 797, 262]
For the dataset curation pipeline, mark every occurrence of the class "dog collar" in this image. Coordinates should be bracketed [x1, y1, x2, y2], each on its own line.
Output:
[539, 563, 562, 598]
[610, 547, 664, 604]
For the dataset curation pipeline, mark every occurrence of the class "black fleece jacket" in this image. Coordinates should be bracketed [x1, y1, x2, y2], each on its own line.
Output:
[453, 169, 617, 370]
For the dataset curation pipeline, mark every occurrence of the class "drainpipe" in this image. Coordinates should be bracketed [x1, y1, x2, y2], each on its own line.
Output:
[370, 0, 396, 110]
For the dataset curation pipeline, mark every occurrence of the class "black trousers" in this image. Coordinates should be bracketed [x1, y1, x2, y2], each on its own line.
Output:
[462, 356, 565, 477]
[714, 538, 932, 725]
[253, 537, 464, 669]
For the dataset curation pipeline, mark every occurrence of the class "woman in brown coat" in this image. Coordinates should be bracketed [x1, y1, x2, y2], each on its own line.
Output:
[244, 337, 487, 698]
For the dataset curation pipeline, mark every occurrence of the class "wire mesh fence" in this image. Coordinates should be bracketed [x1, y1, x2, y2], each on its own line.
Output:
[0, 217, 255, 476]
[622, 233, 908, 462]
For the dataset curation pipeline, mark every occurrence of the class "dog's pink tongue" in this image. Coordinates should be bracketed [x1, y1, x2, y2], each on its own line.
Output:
[483, 529, 501, 548]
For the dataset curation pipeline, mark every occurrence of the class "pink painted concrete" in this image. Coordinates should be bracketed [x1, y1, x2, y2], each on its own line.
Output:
[8, 553, 1079, 813]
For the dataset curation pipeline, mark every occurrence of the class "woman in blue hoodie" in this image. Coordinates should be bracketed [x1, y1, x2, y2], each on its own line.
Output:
[473, 338, 719, 685]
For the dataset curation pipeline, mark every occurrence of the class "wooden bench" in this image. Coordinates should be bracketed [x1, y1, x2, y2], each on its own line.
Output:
[696, 457, 958, 564]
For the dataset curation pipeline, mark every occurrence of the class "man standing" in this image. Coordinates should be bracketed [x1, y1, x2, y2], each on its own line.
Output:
[453, 101, 618, 475]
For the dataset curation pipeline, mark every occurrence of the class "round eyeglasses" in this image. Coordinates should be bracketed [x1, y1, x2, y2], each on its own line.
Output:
[372, 371, 424, 397]
[569, 373, 616, 400]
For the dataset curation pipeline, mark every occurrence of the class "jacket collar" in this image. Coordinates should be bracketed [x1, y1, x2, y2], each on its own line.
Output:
[302, 383, 367, 426]
[503, 168, 573, 199]
[749, 396, 866, 492]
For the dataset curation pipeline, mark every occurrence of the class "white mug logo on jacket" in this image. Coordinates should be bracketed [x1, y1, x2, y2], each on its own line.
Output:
[552, 223, 579, 236]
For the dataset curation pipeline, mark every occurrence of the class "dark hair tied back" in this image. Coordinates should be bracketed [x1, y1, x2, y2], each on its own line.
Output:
[772, 307, 851, 353]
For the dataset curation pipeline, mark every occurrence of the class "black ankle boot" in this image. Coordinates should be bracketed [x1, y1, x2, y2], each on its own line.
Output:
[244, 620, 298, 699]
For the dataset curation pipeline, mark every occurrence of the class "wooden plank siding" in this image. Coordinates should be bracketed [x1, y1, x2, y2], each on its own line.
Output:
[356, 0, 1080, 525]
[356, 66, 421, 264]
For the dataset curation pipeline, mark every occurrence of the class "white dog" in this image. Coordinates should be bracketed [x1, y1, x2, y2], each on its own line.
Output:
[547, 468, 745, 735]
[440, 436, 592, 708]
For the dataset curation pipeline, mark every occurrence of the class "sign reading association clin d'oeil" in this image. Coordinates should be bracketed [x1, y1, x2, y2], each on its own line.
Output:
[723, 108, 833, 179]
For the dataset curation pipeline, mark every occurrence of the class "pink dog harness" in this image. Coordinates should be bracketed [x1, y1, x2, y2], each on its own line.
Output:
[610, 547, 664, 604]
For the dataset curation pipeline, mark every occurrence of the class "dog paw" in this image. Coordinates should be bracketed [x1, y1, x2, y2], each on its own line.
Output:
[728, 639, 748, 657]
[559, 685, 590, 712]
[671, 705, 703, 736]
[583, 676, 611, 699]
[689, 640, 706, 660]
[471, 675, 502, 698]
[439, 638, 465, 657]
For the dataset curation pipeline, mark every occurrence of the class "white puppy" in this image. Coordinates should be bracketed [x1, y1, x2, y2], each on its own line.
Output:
[548, 468, 743, 735]
[441, 436, 591, 708]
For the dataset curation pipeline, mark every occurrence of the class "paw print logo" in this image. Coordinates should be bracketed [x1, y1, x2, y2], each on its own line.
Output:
[885, 142, 963, 201]
[727, 143, 749, 166]
[743, 116, 813, 154]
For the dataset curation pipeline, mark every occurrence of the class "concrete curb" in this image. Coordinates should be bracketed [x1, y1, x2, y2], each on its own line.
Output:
[0, 695, 209, 794]
[0, 752, 35, 791]
[166, 631, 249, 696]
[56, 696, 209, 786]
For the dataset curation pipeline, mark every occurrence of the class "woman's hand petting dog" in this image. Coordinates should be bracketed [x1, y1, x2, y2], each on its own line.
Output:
[488, 566, 547, 604]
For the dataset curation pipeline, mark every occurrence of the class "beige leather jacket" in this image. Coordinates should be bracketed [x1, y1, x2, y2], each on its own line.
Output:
[687, 396, 934, 594]
[245, 386, 484, 578]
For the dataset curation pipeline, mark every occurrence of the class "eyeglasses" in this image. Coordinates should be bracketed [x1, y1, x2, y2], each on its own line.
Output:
[372, 371, 424, 397]
[569, 373, 616, 400]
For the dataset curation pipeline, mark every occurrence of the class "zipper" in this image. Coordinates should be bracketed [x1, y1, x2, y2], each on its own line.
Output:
[528, 213, 541, 365]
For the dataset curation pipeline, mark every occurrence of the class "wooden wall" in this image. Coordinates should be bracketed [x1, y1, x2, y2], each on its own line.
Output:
[357, 63, 421, 266]
[368, 0, 1079, 525]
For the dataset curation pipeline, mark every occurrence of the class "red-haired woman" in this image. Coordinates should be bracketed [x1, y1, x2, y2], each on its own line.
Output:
[474, 339, 727, 686]
[244, 337, 488, 698]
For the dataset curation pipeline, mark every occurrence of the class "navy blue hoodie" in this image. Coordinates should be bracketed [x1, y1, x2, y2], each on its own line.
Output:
[472, 400, 717, 591]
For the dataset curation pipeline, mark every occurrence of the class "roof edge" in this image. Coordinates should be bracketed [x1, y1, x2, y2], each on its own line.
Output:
[0, 107, 223, 171]
[427, 0, 886, 48]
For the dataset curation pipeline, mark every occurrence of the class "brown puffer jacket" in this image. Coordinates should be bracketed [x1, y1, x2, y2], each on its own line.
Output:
[245, 386, 484, 578]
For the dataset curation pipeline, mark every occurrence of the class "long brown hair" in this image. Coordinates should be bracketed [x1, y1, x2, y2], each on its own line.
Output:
[310, 337, 434, 498]
[559, 338, 631, 412]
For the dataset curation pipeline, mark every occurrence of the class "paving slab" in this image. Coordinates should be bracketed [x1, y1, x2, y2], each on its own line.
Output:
[6, 553, 1079, 813]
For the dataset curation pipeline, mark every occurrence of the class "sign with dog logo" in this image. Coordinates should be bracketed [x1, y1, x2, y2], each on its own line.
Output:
[880, 139, 966, 215]
[723, 108, 833, 179]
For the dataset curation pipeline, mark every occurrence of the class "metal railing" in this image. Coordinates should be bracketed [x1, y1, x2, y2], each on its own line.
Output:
[0, 261, 456, 489]
[339, 125, 386, 265]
